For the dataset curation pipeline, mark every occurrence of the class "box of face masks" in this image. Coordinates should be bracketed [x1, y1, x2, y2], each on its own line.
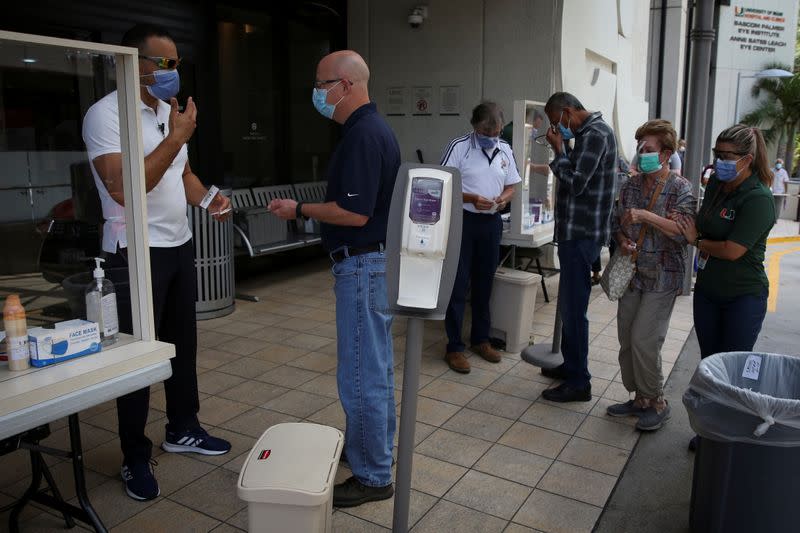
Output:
[28, 319, 102, 367]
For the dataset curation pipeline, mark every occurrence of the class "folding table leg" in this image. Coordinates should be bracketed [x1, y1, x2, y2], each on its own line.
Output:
[8, 450, 43, 533]
[68, 414, 107, 533]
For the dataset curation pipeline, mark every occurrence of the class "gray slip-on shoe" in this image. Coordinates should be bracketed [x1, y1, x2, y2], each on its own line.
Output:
[606, 399, 647, 418]
[636, 402, 671, 431]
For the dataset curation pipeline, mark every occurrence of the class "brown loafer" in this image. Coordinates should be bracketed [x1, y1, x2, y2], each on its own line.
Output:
[471, 342, 502, 363]
[445, 352, 471, 374]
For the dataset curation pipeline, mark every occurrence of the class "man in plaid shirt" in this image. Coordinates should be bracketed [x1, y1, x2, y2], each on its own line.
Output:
[540, 92, 617, 403]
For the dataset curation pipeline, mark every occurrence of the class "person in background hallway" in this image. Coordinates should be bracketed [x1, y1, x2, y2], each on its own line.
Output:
[82, 23, 231, 501]
[539, 92, 617, 403]
[677, 124, 776, 450]
[269, 50, 399, 507]
[441, 101, 521, 374]
[771, 158, 790, 219]
[609, 119, 694, 432]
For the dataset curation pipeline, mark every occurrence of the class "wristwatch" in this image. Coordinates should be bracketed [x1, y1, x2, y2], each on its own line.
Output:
[295, 201, 307, 221]
[694, 236, 703, 248]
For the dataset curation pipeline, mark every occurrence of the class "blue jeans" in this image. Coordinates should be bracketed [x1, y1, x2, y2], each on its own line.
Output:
[693, 286, 768, 358]
[331, 249, 395, 487]
[558, 239, 602, 388]
[445, 211, 502, 353]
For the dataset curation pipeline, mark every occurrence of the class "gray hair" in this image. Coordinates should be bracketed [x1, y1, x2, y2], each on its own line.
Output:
[544, 92, 585, 114]
[470, 101, 504, 130]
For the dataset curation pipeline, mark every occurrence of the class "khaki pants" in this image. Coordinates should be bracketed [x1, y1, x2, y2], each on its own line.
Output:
[616, 288, 677, 399]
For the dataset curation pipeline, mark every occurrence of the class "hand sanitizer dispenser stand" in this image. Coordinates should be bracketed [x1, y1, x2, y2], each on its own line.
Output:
[385, 164, 462, 532]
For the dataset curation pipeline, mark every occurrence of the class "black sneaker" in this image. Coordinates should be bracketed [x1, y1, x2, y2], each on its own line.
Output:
[542, 382, 592, 403]
[162, 426, 231, 456]
[121, 459, 159, 501]
[333, 476, 394, 508]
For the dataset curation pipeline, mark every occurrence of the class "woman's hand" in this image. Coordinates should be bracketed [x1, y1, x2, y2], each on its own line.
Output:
[621, 208, 648, 226]
[676, 216, 698, 243]
[618, 236, 637, 255]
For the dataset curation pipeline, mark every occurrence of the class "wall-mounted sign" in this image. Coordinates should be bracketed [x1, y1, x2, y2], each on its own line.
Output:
[412, 86, 433, 116]
[386, 87, 407, 116]
[242, 121, 266, 142]
[439, 86, 460, 115]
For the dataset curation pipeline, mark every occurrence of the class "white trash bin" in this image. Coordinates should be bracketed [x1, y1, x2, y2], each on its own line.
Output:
[489, 267, 541, 352]
[237, 423, 343, 533]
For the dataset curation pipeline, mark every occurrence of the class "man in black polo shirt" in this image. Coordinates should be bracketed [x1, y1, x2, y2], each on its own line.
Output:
[269, 50, 400, 508]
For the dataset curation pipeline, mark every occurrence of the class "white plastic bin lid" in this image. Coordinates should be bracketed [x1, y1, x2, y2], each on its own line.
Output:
[237, 422, 343, 506]
[493, 267, 541, 285]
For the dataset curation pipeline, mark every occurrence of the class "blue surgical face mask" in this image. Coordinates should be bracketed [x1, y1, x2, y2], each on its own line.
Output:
[312, 81, 343, 120]
[776, 163, 783, 170]
[476, 133, 499, 150]
[638, 152, 663, 174]
[142, 69, 180, 101]
[557, 111, 574, 141]
[714, 157, 745, 182]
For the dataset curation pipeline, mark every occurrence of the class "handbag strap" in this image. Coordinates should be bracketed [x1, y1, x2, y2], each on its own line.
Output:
[632, 179, 665, 261]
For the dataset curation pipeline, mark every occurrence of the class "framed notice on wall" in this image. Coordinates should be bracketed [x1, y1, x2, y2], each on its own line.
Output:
[439, 86, 460, 115]
[386, 87, 407, 116]
[412, 86, 433, 116]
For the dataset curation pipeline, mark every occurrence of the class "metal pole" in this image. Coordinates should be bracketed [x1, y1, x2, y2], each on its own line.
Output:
[392, 317, 424, 533]
[682, 0, 716, 296]
[733, 71, 742, 124]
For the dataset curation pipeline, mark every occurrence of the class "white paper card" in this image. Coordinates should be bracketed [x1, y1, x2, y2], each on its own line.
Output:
[742, 354, 762, 380]
[200, 185, 219, 210]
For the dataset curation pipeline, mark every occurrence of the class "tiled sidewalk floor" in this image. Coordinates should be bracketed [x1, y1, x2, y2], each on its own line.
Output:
[0, 255, 692, 533]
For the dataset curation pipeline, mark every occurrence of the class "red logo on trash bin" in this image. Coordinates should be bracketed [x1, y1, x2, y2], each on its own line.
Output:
[258, 449, 271, 460]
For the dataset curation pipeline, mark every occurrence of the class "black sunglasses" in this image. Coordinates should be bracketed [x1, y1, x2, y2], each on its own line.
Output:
[712, 148, 747, 160]
[139, 55, 181, 69]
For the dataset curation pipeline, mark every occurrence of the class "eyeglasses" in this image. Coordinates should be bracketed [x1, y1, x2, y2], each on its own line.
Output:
[139, 55, 181, 69]
[712, 148, 747, 160]
[313, 78, 342, 89]
[534, 134, 550, 146]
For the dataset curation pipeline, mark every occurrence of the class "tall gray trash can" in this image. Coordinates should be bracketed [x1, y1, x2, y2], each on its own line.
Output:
[188, 189, 235, 320]
[683, 351, 800, 533]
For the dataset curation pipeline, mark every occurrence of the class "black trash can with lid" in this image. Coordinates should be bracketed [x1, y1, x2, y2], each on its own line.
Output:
[683, 351, 800, 533]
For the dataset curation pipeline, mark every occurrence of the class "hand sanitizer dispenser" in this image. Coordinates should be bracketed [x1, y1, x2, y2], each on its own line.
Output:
[386, 163, 462, 319]
[397, 169, 453, 309]
[385, 163, 462, 532]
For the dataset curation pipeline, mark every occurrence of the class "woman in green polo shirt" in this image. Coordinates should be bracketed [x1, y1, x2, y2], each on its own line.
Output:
[678, 124, 775, 360]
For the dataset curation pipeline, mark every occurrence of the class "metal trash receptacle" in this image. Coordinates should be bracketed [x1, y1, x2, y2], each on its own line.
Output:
[188, 189, 235, 320]
[237, 423, 343, 533]
[489, 267, 541, 352]
[683, 351, 800, 533]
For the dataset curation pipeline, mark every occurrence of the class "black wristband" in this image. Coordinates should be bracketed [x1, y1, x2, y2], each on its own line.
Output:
[295, 201, 305, 220]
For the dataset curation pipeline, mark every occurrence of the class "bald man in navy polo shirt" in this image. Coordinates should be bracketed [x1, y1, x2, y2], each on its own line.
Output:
[270, 50, 400, 508]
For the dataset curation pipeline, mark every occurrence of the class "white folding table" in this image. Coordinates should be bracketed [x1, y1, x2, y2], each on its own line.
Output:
[0, 338, 174, 532]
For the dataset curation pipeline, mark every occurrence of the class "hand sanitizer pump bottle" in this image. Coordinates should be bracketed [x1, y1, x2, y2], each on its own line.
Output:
[85, 258, 119, 346]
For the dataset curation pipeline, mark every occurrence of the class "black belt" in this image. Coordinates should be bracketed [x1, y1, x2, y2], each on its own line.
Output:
[330, 243, 384, 263]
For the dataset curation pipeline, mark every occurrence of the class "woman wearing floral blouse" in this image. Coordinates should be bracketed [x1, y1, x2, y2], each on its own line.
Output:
[608, 119, 695, 431]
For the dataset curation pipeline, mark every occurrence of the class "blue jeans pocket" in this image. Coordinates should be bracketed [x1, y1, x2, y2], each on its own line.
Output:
[369, 271, 388, 313]
[332, 259, 357, 277]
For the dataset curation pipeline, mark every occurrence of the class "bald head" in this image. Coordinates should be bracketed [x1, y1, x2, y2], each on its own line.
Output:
[314, 50, 371, 124]
[318, 50, 370, 86]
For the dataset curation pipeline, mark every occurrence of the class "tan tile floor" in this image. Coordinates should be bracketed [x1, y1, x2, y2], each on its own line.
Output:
[0, 257, 694, 533]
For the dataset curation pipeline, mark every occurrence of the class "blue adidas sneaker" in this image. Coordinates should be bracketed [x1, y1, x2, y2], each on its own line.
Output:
[121, 459, 160, 501]
[161, 427, 231, 456]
